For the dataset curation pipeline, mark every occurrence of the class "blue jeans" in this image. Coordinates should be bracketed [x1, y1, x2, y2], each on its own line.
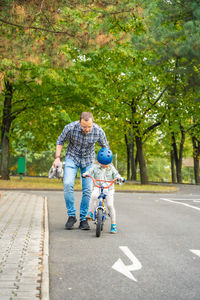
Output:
[63, 158, 93, 221]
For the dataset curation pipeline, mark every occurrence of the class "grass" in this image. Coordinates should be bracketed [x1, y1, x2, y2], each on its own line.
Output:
[0, 176, 178, 193]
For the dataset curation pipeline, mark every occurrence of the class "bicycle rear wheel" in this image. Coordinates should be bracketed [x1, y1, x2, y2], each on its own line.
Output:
[96, 209, 103, 237]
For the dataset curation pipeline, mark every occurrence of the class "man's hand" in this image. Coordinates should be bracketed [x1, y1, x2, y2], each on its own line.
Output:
[53, 157, 61, 168]
[54, 145, 63, 167]
[82, 173, 87, 178]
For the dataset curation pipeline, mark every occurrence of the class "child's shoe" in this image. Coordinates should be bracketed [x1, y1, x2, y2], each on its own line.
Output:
[86, 211, 93, 220]
[110, 224, 117, 234]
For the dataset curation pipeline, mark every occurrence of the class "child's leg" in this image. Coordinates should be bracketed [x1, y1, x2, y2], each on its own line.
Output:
[88, 188, 99, 214]
[106, 191, 116, 224]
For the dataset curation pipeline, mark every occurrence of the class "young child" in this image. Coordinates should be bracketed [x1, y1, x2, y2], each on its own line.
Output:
[83, 148, 124, 234]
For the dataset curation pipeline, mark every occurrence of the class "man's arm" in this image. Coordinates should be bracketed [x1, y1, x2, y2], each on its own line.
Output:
[98, 128, 109, 148]
[53, 145, 63, 167]
[53, 123, 72, 167]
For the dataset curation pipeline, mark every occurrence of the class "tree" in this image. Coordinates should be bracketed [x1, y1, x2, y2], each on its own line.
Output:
[0, 0, 138, 179]
[132, 0, 200, 183]
[74, 43, 168, 183]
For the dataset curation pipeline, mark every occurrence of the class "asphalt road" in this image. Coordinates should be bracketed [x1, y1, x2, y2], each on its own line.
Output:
[31, 186, 200, 300]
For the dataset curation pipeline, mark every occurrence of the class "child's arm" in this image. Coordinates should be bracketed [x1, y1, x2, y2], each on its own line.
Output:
[111, 165, 124, 181]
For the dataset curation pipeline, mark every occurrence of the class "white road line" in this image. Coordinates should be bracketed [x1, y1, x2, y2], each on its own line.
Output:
[190, 250, 200, 258]
[165, 199, 200, 201]
[160, 198, 200, 211]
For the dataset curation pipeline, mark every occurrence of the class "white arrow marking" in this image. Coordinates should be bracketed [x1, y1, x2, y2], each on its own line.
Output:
[190, 249, 200, 258]
[112, 246, 142, 282]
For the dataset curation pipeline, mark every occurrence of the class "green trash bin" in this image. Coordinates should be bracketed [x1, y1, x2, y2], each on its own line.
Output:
[17, 157, 26, 176]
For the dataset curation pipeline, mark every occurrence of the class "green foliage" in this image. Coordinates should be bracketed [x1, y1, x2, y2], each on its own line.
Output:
[0, 0, 200, 182]
[133, 0, 200, 92]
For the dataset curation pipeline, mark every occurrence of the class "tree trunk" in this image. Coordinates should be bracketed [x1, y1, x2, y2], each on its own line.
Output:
[176, 158, 182, 183]
[171, 128, 185, 184]
[170, 150, 176, 183]
[130, 141, 136, 181]
[125, 134, 131, 180]
[0, 80, 13, 180]
[177, 127, 185, 183]
[125, 132, 137, 181]
[192, 136, 200, 185]
[133, 151, 138, 181]
[135, 135, 148, 184]
[193, 157, 200, 185]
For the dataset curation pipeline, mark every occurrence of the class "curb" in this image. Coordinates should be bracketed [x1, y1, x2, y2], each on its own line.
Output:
[41, 196, 49, 300]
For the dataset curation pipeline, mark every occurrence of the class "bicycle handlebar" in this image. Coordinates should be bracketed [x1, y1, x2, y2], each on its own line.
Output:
[83, 174, 124, 188]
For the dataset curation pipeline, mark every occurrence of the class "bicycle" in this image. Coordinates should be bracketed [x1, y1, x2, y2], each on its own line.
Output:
[85, 174, 124, 237]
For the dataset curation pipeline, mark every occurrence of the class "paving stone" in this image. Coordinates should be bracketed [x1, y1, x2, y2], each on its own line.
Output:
[0, 191, 46, 300]
[11, 298, 39, 300]
[0, 275, 17, 280]
[0, 280, 16, 288]
[0, 288, 18, 296]
[10, 291, 40, 298]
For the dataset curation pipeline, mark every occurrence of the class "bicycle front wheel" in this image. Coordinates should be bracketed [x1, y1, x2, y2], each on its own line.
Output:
[96, 209, 103, 237]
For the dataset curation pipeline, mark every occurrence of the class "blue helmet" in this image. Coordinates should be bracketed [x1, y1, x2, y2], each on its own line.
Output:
[97, 148, 113, 165]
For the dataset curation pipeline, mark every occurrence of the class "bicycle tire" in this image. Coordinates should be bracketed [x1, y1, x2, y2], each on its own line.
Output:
[96, 209, 103, 237]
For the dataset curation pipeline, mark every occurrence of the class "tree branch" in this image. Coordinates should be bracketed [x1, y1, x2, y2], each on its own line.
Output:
[10, 106, 28, 121]
[186, 122, 200, 133]
[0, 18, 75, 37]
[143, 113, 166, 136]
[141, 87, 167, 119]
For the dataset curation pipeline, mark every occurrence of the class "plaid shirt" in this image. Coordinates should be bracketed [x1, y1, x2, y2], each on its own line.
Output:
[56, 121, 109, 167]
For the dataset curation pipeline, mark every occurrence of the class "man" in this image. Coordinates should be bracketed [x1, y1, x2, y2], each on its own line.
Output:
[54, 112, 109, 230]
